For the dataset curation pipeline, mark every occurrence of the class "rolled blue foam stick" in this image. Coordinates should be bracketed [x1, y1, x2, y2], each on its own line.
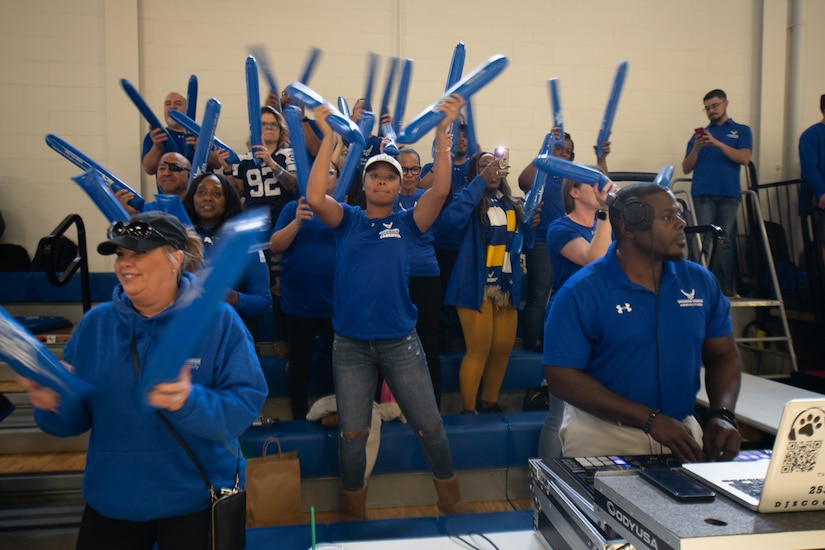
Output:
[445, 43, 466, 154]
[539, 131, 556, 155]
[363, 52, 379, 111]
[300, 47, 322, 85]
[285, 82, 365, 147]
[398, 55, 509, 144]
[549, 78, 563, 140]
[338, 96, 351, 120]
[246, 56, 264, 166]
[248, 44, 280, 109]
[392, 58, 413, 136]
[188, 97, 221, 188]
[152, 195, 193, 227]
[47, 134, 144, 211]
[524, 168, 548, 221]
[381, 123, 400, 156]
[168, 111, 239, 164]
[464, 97, 478, 158]
[654, 165, 674, 187]
[73, 169, 131, 223]
[533, 154, 610, 191]
[595, 60, 628, 159]
[283, 106, 311, 197]
[380, 57, 400, 120]
[0, 305, 96, 410]
[120, 78, 177, 153]
[184, 74, 198, 160]
[138, 208, 270, 407]
[333, 111, 373, 202]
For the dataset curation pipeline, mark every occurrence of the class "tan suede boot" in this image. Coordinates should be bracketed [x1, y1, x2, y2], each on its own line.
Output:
[433, 474, 473, 515]
[340, 485, 368, 521]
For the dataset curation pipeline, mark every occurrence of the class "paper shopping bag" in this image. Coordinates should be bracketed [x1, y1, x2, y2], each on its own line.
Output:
[245, 438, 302, 527]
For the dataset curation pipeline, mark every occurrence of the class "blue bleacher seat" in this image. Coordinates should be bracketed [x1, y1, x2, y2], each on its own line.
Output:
[440, 509, 534, 535]
[0, 272, 118, 303]
[500, 411, 546, 466]
[247, 522, 329, 550]
[240, 411, 543, 479]
[440, 349, 544, 393]
[326, 516, 443, 542]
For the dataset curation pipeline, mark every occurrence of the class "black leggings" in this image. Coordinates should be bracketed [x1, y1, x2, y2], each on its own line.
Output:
[75, 503, 211, 550]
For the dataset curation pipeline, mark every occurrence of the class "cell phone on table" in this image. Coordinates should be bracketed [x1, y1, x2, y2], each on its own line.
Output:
[494, 146, 509, 170]
[640, 468, 716, 502]
[694, 127, 706, 136]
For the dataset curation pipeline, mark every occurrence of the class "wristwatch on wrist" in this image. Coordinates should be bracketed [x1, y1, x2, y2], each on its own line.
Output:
[597, 210, 608, 221]
[709, 407, 738, 428]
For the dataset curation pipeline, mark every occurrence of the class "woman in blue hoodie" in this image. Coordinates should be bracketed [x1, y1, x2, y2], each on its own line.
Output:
[19, 211, 267, 549]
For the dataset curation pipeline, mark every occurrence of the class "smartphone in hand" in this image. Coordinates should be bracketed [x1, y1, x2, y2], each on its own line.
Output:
[694, 127, 706, 137]
[494, 146, 510, 170]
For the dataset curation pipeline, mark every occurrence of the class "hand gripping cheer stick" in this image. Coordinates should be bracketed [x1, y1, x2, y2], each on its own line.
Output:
[397, 55, 509, 144]
[168, 111, 239, 164]
[532, 154, 610, 191]
[285, 82, 366, 147]
[120, 78, 178, 153]
[595, 60, 628, 159]
[0, 305, 96, 412]
[46, 133, 144, 213]
[138, 209, 270, 408]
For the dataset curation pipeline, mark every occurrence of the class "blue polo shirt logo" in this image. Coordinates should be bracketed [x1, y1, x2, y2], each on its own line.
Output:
[379, 222, 401, 239]
[184, 357, 201, 371]
[727, 130, 739, 139]
[678, 288, 704, 308]
[615, 303, 632, 314]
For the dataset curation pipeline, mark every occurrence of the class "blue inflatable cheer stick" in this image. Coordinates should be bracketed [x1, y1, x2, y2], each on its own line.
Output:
[46, 134, 144, 212]
[121, 78, 177, 153]
[184, 74, 198, 160]
[532, 154, 610, 191]
[168, 111, 239, 164]
[392, 58, 413, 136]
[188, 98, 220, 188]
[549, 78, 563, 140]
[654, 165, 674, 187]
[333, 112, 374, 203]
[398, 55, 509, 144]
[595, 60, 628, 159]
[300, 47, 322, 85]
[248, 44, 280, 110]
[283, 106, 311, 197]
[285, 82, 366, 147]
[246, 56, 264, 166]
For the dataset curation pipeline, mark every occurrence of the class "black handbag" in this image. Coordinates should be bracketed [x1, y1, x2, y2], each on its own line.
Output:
[131, 339, 246, 550]
[156, 411, 246, 550]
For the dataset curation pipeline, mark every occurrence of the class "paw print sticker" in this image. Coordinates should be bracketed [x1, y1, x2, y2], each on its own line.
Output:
[789, 408, 825, 441]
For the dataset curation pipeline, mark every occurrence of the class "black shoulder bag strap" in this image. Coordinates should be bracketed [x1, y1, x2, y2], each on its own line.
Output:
[130, 337, 239, 502]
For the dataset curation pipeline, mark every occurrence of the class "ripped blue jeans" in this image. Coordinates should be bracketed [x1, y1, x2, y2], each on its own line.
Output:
[332, 331, 455, 490]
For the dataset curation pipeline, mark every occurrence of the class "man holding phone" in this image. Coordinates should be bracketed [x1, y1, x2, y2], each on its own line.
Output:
[682, 89, 752, 298]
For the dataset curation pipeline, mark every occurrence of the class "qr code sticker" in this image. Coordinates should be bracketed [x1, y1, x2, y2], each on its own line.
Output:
[781, 440, 822, 474]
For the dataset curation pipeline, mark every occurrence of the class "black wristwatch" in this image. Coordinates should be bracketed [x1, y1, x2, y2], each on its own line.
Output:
[597, 210, 608, 220]
[709, 407, 738, 428]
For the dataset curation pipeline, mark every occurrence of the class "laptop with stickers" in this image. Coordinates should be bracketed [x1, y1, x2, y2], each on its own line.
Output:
[682, 398, 825, 513]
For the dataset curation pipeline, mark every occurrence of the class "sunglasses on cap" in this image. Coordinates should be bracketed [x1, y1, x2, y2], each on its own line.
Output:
[108, 220, 170, 244]
[158, 161, 189, 173]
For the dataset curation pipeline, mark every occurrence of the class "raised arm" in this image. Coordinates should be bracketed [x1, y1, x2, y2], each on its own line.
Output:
[413, 94, 465, 233]
[305, 106, 344, 228]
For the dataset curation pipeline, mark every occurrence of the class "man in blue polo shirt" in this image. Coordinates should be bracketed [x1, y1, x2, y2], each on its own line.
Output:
[799, 94, 825, 263]
[542, 183, 742, 462]
[682, 89, 752, 298]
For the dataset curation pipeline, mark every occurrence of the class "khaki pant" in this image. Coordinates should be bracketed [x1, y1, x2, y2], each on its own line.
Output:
[559, 405, 703, 457]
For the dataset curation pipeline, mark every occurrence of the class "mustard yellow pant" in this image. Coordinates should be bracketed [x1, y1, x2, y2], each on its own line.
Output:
[457, 299, 518, 411]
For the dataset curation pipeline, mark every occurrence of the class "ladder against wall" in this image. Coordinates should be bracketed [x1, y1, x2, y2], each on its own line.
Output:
[670, 178, 799, 379]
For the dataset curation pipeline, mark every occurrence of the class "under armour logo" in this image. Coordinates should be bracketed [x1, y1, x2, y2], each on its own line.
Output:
[680, 288, 695, 300]
[615, 303, 632, 314]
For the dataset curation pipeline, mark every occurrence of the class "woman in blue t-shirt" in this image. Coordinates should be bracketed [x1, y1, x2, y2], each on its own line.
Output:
[305, 96, 472, 522]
